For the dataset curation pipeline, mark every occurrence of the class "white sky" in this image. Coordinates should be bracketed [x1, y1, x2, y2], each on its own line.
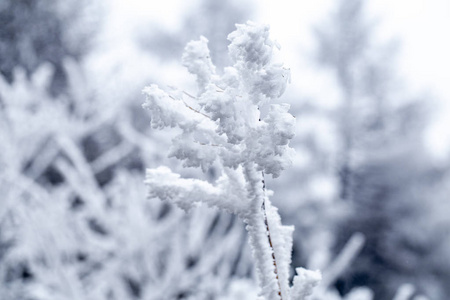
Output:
[257, 0, 450, 160]
[110, 0, 450, 160]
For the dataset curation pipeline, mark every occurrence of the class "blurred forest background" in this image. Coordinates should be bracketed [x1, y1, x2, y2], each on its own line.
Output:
[0, 0, 449, 299]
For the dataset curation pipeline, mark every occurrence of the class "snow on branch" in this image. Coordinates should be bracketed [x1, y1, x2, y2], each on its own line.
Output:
[145, 166, 248, 214]
[142, 21, 320, 300]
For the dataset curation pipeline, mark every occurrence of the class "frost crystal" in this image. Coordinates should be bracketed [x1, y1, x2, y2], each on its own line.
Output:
[142, 22, 320, 300]
[182, 36, 215, 93]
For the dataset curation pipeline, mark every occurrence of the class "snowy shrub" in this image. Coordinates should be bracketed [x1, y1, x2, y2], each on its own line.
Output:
[0, 48, 250, 298]
[142, 22, 321, 300]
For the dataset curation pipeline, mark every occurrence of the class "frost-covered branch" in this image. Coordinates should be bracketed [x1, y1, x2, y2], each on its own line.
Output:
[142, 22, 321, 300]
[319, 232, 365, 291]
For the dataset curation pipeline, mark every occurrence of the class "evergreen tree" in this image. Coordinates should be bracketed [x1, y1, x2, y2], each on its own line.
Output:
[313, 0, 448, 298]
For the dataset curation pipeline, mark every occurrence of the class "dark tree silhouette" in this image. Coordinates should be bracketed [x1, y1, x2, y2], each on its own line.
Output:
[0, 0, 98, 95]
[313, 0, 449, 299]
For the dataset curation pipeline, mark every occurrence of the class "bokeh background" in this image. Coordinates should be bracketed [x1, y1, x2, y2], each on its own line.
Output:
[1, 0, 449, 299]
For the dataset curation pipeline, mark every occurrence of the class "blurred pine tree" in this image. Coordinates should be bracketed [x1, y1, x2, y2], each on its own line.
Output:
[313, 0, 449, 298]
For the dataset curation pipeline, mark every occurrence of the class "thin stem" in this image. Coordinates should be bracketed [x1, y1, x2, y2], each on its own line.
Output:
[182, 90, 197, 99]
[242, 164, 282, 300]
[168, 95, 212, 119]
[261, 173, 282, 299]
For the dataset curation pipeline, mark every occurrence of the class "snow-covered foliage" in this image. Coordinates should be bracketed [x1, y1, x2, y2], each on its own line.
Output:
[2, 1, 449, 299]
[143, 21, 321, 300]
[0, 47, 251, 300]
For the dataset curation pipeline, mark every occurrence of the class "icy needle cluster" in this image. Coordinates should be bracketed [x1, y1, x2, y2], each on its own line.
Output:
[143, 22, 320, 300]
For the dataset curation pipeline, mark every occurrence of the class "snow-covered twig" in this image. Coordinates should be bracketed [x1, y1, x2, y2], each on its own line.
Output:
[143, 22, 321, 300]
[319, 232, 365, 290]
